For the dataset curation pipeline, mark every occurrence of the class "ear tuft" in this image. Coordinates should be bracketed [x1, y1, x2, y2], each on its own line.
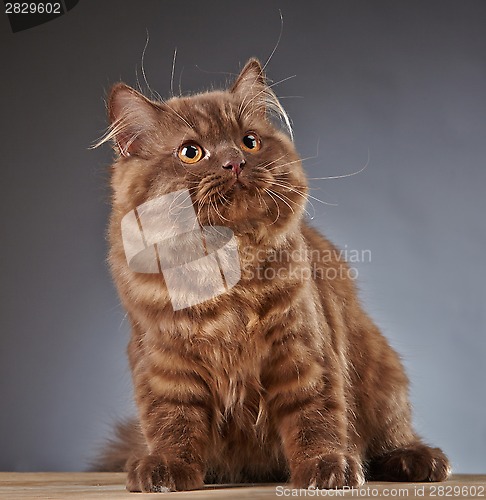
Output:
[106, 83, 159, 157]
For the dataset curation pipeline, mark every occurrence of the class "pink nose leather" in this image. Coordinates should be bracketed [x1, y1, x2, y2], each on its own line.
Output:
[222, 160, 245, 176]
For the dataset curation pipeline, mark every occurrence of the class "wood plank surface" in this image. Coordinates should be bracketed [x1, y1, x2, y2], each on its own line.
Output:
[0, 473, 485, 499]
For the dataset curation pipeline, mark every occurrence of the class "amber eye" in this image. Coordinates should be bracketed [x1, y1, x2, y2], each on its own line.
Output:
[241, 132, 261, 153]
[177, 143, 204, 164]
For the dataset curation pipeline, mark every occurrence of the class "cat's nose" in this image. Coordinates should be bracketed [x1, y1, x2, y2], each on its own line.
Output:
[222, 160, 246, 176]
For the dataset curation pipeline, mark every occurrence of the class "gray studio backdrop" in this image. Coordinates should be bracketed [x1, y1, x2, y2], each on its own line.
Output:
[1, 0, 485, 473]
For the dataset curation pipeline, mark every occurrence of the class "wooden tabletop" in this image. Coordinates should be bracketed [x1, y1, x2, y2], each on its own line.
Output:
[0, 472, 485, 499]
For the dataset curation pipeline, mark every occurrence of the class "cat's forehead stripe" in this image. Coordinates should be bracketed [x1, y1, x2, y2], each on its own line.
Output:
[194, 102, 237, 137]
[173, 96, 240, 140]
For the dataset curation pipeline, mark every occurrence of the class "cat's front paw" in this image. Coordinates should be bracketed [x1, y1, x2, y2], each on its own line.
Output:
[126, 454, 204, 492]
[291, 452, 365, 489]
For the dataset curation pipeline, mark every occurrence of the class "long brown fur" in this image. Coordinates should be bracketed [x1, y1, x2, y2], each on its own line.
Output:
[96, 59, 451, 491]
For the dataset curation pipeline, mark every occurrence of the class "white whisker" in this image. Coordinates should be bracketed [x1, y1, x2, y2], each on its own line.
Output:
[261, 9, 284, 74]
[170, 47, 177, 97]
[270, 179, 336, 208]
[263, 188, 282, 225]
[141, 30, 162, 101]
[308, 149, 370, 181]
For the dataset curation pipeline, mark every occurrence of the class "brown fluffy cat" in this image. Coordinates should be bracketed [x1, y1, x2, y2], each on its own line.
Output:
[96, 58, 451, 492]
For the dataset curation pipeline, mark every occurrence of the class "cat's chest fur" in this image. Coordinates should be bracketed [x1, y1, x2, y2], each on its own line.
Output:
[179, 300, 269, 412]
[135, 289, 275, 427]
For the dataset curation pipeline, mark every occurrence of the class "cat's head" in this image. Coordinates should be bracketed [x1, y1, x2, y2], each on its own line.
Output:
[104, 59, 307, 242]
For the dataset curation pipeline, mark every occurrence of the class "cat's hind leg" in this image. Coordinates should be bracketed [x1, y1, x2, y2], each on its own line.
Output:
[353, 329, 451, 483]
[362, 392, 451, 482]
[367, 440, 451, 482]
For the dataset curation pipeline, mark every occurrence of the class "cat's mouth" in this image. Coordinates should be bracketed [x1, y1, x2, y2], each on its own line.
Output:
[194, 172, 273, 226]
[216, 175, 252, 199]
[227, 176, 249, 191]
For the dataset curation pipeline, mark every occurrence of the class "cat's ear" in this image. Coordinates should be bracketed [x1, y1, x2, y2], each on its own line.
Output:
[107, 83, 159, 158]
[230, 58, 293, 138]
[230, 58, 268, 115]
